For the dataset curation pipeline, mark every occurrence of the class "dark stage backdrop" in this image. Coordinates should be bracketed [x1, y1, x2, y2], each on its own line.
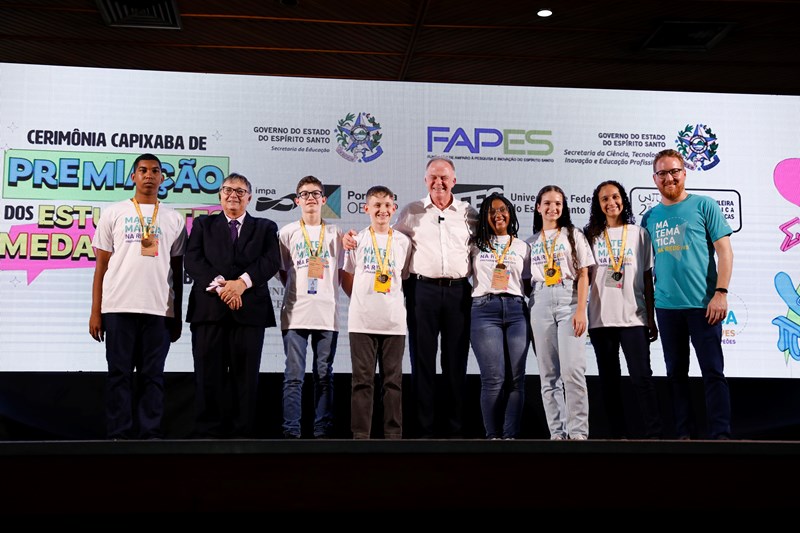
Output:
[1, 373, 799, 441]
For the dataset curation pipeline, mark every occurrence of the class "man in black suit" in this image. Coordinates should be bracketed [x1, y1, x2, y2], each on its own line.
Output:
[185, 172, 281, 438]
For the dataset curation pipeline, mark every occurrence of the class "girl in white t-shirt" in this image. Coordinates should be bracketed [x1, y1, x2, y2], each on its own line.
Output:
[527, 185, 595, 440]
[469, 193, 531, 439]
[584, 180, 662, 439]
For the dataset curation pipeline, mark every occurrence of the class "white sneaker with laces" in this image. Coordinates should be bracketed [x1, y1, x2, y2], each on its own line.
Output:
[570, 435, 588, 440]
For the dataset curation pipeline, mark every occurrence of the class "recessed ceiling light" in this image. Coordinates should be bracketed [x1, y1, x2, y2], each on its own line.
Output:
[537, 9, 553, 18]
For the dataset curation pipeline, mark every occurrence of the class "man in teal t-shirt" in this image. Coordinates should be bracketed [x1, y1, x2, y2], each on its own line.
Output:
[642, 149, 733, 440]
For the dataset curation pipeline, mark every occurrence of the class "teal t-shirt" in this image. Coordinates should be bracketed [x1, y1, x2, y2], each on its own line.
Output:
[642, 194, 732, 309]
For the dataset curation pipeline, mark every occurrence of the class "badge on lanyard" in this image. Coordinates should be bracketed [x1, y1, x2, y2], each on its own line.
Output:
[541, 229, 561, 286]
[489, 236, 513, 291]
[603, 225, 628, 290]
[374, 271, 391, 293]
[301, 219, 326, 280]
[308, 255, 325, 279]
[132, 198, 160, 258]
[370, 227, 393, 295]
[141, 236, 159, 257]
[545, 264, 562, 286]
[491, 265, 510, 290]
[604, 265, 623, 288]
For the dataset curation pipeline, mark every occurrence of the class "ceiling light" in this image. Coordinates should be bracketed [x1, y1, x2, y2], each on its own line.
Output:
[537, 9, 553, 18]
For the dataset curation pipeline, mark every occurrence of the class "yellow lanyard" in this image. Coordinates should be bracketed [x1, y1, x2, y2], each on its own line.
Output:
[132, 198, 159, 239]
[603, 225, 628, 274]
[541, 228, 560, 270]
[369, 227, 393, 276]
[489, 235, 513, 267]
[300, 219, 325, 257]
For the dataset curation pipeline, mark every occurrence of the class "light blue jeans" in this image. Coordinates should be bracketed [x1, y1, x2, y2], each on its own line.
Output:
[470, 293, 530, 439]
[282, 329, 337, 438]
[529, 280, 589, 439]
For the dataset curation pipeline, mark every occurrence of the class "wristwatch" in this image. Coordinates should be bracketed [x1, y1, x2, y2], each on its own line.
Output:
[715, 288, 728, 294]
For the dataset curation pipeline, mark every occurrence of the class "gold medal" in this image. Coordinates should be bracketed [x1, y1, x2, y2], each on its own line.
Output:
[370, 227, 394, 294]
[541, 229, 561, 284]
[374, 270, 391, 293]
[132, 197, 160, 256]
[603, 225, 628, 286]
[487, 236, 512, 272]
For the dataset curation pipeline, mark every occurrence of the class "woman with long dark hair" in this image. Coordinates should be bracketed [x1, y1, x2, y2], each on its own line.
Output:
[584, 180, 662, 439]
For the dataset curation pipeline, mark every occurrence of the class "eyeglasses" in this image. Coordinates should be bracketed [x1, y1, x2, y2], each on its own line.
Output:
[654, 168, 684, 179]
[221, 186, 249, 197]
[489, 207, 509, 215]
[297, 190, 323, 200]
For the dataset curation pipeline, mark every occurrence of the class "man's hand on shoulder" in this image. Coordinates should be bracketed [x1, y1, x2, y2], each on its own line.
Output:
[343, 229, 358, 250]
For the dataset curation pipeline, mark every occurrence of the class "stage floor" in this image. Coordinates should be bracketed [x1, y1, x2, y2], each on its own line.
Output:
[2, 438, 798, 514]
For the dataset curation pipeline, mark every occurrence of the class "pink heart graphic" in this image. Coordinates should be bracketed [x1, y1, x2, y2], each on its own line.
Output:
[775, 158, 800, 207]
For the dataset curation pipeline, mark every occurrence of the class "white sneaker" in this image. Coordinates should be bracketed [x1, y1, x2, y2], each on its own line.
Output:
[570, 434, 588, 440]
[550, 434, 566, 440]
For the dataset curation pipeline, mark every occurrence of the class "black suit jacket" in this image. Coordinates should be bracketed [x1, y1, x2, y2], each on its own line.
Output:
[185, 212, 280, 327]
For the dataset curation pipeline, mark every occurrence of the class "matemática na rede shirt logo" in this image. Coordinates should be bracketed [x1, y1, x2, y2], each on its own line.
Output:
[335, 112, 384, 163]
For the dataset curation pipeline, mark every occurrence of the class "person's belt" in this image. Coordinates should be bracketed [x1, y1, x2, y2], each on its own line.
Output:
[413, 274, 469, 286]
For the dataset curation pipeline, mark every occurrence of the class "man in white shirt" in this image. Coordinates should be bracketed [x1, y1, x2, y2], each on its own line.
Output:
[393, 157, 478, 438]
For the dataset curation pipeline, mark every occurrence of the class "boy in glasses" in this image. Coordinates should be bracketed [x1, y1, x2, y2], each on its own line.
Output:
[278, 175, 344, 438]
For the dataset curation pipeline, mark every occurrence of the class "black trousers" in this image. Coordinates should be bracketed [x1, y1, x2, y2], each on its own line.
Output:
[190, 320, 265, 438]
[589, 325, 663, 438]
[404, 277, 472, 438]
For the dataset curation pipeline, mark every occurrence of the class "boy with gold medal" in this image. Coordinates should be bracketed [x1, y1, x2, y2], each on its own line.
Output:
[341, 185, 411, 439]
[89, 153, 187, 439]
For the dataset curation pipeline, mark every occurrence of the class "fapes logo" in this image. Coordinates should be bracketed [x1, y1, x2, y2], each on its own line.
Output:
[452, 184, 504, 210]
[255, 184, 341, 219]
[428, 127, 553, 155]
[676, 123, 720, 171]
[335, 112, 383, 163]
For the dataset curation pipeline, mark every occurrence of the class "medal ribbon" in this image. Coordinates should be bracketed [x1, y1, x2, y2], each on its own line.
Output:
[300, 219, 325, 258]
[603, 224, 628, 275]
[541, 228, 561, 272]
[132, 198, 159, 240]
[489, 235, 513, 267]
[369, 227, 393, 277]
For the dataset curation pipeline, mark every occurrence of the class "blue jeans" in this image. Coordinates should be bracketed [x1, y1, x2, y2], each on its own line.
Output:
[656, 308, 731, 439]
[282, 329, 337, 438]
[470, 293, 530, 439]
